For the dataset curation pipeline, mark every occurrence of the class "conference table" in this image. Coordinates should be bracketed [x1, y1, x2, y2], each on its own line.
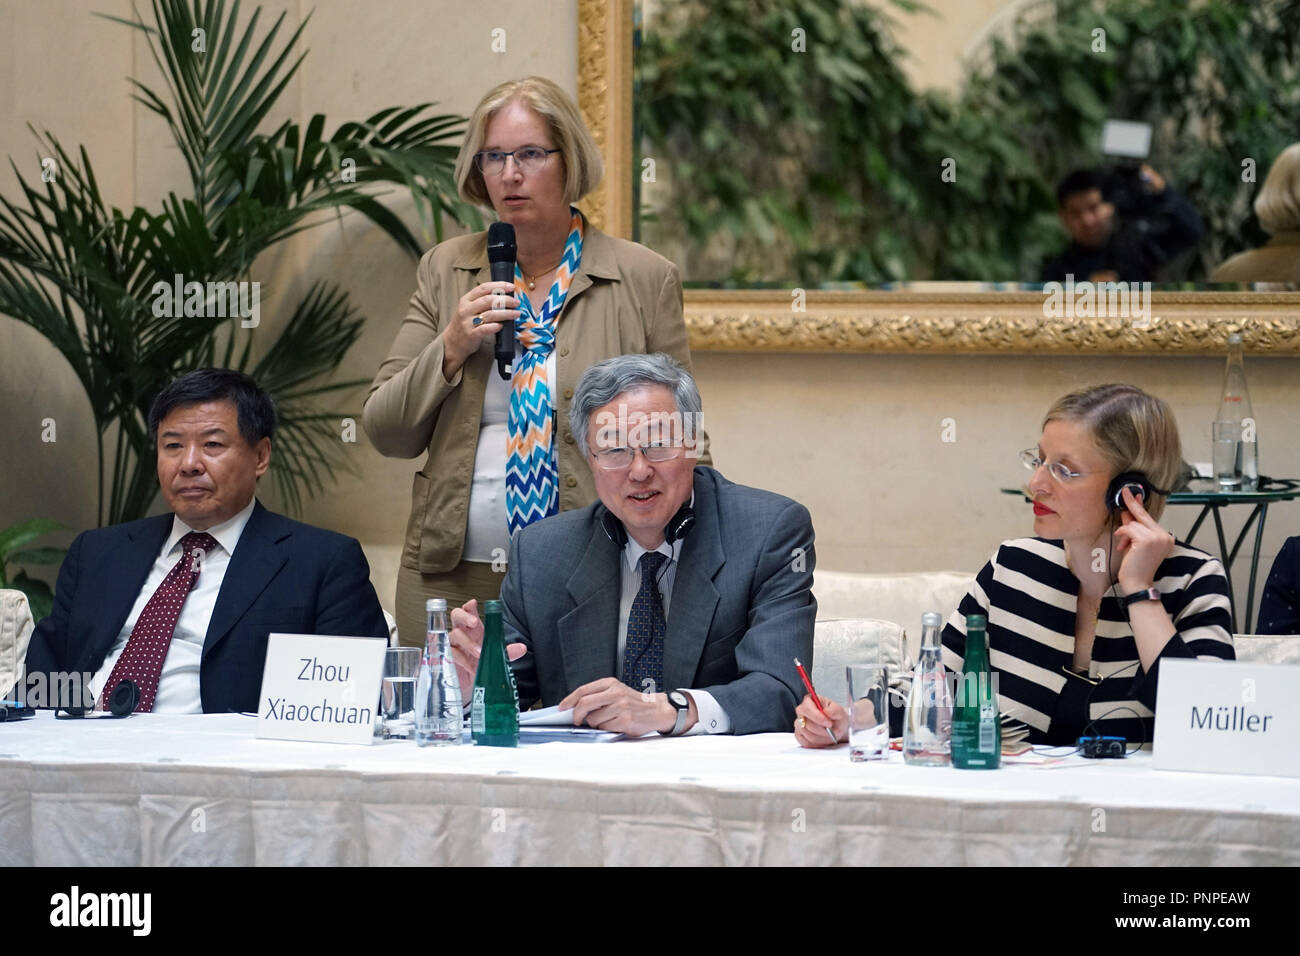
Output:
[3, 712, 1297, 866]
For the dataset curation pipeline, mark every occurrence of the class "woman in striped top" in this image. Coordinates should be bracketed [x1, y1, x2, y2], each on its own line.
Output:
[794, 384, 1234, 749]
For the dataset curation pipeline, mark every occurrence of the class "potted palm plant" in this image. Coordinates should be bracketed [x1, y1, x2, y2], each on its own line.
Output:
[0, 0, 480, 526]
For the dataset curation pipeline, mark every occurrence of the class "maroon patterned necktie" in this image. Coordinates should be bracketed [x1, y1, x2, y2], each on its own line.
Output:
[98, 531, 218, 713]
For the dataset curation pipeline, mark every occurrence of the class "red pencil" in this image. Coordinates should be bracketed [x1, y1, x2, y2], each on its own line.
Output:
[793, 657, 838, 744]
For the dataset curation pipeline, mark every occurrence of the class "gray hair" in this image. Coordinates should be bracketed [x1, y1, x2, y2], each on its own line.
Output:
[570, 353, 702, 457]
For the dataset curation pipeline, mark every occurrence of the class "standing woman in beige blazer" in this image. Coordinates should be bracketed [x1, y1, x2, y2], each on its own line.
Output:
[364, 76, 703, 646]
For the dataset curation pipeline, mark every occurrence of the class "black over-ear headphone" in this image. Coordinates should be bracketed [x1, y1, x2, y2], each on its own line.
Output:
[56, 678, 140, 719]
[1105, 471, 1169, 513]
[601, 502, 696, 548]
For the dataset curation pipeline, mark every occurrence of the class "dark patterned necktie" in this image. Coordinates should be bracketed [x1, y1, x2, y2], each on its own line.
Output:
[622, 551, 668, 695]
[98, 531, 218, 713]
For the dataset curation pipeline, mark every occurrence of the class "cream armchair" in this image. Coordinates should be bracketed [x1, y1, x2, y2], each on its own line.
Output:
[812, 569, 972, 662]
[1, 589, 35, 699]
[811, 618, 908, 709]
[808, 569, 972, 715]
[1233, 634, 1300, 665]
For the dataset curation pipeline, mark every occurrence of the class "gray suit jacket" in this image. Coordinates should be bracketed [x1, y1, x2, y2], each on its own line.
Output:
[501, 466, 816, 734]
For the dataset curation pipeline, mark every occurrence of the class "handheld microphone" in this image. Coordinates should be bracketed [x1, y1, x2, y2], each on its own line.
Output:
[487, 222, 517, 380]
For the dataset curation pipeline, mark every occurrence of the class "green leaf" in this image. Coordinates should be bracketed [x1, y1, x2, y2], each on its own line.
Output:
[0, 520, 62, 561]
[2, 1, 475, 525]
[11, 571, 54, 624]
[6, 547, 66, 566]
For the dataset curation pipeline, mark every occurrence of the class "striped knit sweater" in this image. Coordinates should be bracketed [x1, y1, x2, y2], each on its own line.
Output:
[941, 537, 1235, 746]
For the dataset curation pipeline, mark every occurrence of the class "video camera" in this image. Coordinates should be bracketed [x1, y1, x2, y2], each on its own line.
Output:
[1099, 119, 1153, 216]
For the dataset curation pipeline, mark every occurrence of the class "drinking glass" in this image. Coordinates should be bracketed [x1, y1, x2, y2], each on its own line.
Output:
[1213, 420, 1241, 489]
[846, 663, 890, 762]
[380, 647, 419, 739]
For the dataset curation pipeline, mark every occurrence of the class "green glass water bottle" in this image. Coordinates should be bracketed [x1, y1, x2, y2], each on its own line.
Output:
[471, 600, 519, 747]
[951, 613, 1001, 769]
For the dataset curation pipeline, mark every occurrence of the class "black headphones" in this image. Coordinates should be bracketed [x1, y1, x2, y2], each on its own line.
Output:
[600, 501, 696, 548]
[1105, 471, 1169, 514]
[56, 678, 140, 719]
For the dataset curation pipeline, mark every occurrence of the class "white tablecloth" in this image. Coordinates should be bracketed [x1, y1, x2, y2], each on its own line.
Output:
[1, 712, 1296, 866]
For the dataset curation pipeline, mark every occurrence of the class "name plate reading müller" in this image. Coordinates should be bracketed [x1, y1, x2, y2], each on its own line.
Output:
[256, 633, 387, 745]
[1153, 659, 1299, 778]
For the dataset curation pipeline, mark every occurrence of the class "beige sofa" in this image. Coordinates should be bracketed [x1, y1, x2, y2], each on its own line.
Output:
[361, 544, 972, 648]
[357, 550, 1299, 668]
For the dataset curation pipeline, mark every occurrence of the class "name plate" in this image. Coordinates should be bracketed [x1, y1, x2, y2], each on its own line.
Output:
[256, 633, 387, 745]
[1153, 659, 1299, 778]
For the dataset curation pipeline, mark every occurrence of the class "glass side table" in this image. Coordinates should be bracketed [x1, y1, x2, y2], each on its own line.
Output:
[1001, 478, 1300, 633]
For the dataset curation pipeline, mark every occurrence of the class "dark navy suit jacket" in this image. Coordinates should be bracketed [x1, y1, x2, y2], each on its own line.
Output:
[1258, 536, 1300, 635]
[24, 501, 388, 713]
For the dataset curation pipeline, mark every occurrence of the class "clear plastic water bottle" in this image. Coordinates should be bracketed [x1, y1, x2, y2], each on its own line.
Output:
[903, 612, 954, 766]
[415, 598, 462, 746]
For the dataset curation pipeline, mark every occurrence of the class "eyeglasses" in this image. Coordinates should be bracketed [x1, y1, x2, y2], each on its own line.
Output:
[1020, 448, 1087, 483]
[473, 146, 561, 176]
[591, 443, 684, 471]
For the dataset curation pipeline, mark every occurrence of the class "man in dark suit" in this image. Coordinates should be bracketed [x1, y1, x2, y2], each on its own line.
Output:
[449, 354, 816, 735]
[1258, 536, 1300, 634]
[23, 369, 387, 714]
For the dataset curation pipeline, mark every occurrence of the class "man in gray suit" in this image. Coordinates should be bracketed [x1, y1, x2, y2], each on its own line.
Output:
[449, 353, 816, 735]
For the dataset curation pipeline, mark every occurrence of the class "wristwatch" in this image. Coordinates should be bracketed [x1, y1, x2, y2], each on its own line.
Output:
[1118, 586, 1161, 609]
[662, 690, 691, 736]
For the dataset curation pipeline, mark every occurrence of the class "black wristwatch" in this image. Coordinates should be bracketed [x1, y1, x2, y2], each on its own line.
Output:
[662, 690, 691, 736]
[1118, 586, 1161, 609]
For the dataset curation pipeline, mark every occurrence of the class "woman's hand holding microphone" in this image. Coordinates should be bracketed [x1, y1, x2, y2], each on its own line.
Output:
[441, 281, 520, 381]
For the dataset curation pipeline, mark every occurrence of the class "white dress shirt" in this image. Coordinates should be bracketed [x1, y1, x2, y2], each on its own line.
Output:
[616, 495, 731, 735]
[89, 497, 257, 713]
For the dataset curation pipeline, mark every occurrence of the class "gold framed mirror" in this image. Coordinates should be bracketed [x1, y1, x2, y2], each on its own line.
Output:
[575, 0, 1300, 355]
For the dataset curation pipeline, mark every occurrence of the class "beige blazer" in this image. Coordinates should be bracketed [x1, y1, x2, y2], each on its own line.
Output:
[363, 214, 705, 574]
[1210, 232, 1300, 286]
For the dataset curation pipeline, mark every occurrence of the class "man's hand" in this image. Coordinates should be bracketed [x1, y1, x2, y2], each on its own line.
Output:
[448, 598, 527, 699]
[558, 677, 697, 736]
[1139, 163, 1167, 194]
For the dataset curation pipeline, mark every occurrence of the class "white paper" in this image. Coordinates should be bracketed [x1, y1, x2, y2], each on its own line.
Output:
[518, 726, 624, 743]
[519, 704, 578, 726]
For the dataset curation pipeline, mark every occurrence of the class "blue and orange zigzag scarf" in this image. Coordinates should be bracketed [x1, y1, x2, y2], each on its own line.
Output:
[505, 208, 583, 535]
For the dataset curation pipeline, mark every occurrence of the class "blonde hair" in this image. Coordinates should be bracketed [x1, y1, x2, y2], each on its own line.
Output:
[1255, 142, 1300, 236]
[454, 76, 604, 208]
[1042, 384, 1183, 520]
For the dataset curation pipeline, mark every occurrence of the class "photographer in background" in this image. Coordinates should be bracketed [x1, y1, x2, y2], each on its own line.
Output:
[1041, 165, 1204, 284]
